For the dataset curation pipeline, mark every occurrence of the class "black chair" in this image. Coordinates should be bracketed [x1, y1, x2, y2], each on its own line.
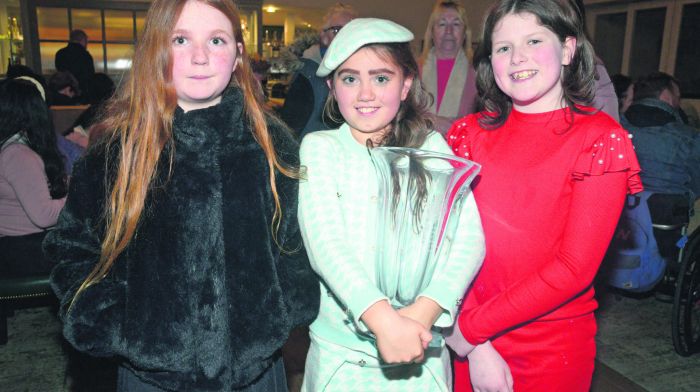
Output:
[0, 275, 55, 344]
[647, 193, 690, 272]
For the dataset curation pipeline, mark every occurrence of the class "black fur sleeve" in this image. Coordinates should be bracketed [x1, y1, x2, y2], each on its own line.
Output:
[43, 147, 127, 357]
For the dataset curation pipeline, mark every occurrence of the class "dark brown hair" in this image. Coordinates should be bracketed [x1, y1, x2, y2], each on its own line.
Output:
[633, 72, 679, 101]
[325, 42, 434, 149]
[474, 0, 596, 128]
[0, 78, 67, 198]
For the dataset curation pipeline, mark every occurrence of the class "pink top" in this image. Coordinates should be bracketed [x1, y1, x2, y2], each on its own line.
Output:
[0, 143, 66, 236]
[436, 58, 456, 111]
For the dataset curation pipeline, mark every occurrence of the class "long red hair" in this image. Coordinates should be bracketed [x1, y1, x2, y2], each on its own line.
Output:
[73, 0, 295, 302]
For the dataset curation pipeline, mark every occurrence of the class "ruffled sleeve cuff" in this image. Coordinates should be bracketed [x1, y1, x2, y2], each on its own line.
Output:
[572, 128, 643, 194]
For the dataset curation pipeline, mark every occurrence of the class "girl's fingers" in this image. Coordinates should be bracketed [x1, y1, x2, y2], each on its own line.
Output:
[419, 329, 433, 345]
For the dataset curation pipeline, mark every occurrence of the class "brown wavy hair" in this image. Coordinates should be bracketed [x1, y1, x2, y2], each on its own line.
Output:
[474, 0, 596, 129]
[324, 42, 433, 149]
[324, 42, 434, 227]
[74, 0, 295, 302]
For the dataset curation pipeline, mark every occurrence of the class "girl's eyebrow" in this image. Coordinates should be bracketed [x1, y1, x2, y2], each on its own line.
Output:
[493, 31, 546, 45]
[337, 68, 396, 75]
[209, 29, 234, 37]
[337, 68, 359, 75]
[171, 28, 233, 37]
[369, 69, 396, 75]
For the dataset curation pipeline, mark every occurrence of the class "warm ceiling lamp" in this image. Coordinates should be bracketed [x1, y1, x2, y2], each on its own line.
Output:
[265, 5, 277, 13]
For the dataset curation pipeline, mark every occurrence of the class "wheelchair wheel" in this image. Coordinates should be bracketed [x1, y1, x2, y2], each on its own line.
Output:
[672, 230, 700, 356]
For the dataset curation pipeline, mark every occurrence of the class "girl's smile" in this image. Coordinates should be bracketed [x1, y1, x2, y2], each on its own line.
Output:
[490, 12, 575, 113]
[510, 70, 538, 81]
[330, 47, 413, 145]
[356, 106, 380, 114]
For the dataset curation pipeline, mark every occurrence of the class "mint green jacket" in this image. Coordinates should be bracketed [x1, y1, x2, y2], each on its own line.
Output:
[298, 124, 485, 390]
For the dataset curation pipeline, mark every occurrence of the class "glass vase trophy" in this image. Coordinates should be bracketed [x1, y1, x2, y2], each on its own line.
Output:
[366, 146, 480, 348]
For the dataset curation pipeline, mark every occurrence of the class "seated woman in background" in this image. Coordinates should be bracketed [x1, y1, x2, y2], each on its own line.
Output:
[66, 73, 116, 148]
[8, 67, 84, 173]
[6, 64, 47, 92]
[0, 78, 68, 278]
[47, 71, 81, 106]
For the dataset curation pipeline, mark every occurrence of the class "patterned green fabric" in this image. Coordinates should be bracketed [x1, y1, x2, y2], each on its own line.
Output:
[298, 124, 485, 390]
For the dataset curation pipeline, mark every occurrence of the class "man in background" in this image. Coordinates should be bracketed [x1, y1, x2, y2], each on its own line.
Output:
[55, 29, 95, 100]
[622, 72, 700, 204]
[279, 3, 356, 139]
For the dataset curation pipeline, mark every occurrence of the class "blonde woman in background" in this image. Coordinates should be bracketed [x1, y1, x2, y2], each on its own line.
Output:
[420, 0, 478, 135]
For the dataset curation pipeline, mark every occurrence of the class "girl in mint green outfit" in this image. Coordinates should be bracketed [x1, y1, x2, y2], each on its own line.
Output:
[298, 18, 485, 391]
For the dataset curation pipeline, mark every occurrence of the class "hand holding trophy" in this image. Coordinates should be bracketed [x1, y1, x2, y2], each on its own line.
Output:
[360, 146, 480, 350]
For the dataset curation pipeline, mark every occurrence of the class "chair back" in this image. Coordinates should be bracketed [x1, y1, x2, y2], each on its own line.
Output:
[647, 193, 691, 262]
[50, 104, 89, 135]
[0, 276, 54, 345]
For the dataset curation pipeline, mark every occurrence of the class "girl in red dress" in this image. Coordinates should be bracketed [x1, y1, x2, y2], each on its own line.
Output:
[445, 0, 642, 391]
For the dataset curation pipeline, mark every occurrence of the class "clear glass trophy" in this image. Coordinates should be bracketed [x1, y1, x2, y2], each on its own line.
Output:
[366, 146, 480, 348]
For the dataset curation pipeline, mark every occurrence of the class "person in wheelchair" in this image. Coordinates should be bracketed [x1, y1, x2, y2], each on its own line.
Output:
[621, 72, 700, 206]
[610, 72, 700, 355]
[620, 72, 699, 278]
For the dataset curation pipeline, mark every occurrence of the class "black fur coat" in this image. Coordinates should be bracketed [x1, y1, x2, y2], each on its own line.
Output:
[44, 87, 320, 391]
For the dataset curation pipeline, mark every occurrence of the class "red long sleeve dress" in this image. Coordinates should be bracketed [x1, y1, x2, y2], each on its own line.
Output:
[447, 107, 643, 391]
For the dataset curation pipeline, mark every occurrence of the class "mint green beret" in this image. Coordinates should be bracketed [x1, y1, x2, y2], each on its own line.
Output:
[316, 18, 414, 77]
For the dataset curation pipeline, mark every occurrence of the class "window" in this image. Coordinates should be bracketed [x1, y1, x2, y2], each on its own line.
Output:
[674, 3, 700, 96]
[593, 12, 627, 75]
[589, 0, 700, 98]
[36, 6, 146, 77]
[628, 8, 666, 78]
[26, 1, 264, 80]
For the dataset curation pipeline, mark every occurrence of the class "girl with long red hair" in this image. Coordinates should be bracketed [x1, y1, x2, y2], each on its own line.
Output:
[44, 1, 319, 391]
